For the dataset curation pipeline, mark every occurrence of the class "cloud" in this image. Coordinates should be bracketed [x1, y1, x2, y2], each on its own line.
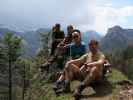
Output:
[93, 5, 133, 35]
[0, 0, 95, 31]
[0, 0, 133, 35]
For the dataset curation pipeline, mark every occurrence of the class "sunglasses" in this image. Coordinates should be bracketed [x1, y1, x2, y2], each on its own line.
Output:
[88, 43, 98, 47]
[72, 35, 79, 39]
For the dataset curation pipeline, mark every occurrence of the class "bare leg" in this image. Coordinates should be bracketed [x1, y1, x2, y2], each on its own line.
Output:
[63, 62, 81, 92]
[58, 74, 65, 81]
[64, 62, 80, 81]
[53, 60, 80, 93]
[83, 66, 100, 86]
[74, 66, 101, 99]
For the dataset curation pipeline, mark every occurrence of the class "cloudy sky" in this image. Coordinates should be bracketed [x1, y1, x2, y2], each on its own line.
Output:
[0, 0, 133, 35]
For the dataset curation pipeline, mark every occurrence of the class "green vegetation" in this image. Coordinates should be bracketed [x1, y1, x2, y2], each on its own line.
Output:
[0, 33, 22, 100]
[105, 44, 133, 81]
[26, 68, 128, 100]
[0, 30, 133, 100]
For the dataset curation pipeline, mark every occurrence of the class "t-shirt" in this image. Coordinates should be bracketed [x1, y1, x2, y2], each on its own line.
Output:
[51, 31, 65, 52]
[52, 31, 64, 40]
[76, 51, 105, 74]
[66, 42, 86, 59]
[77, 51, 105, 64]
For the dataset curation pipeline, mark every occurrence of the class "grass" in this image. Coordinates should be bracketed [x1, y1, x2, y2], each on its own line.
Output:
[29, 68, 129, 100]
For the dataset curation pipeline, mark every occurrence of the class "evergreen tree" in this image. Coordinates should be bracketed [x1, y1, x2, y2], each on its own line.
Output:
[38, 31, 51, 58]
[1, 33, 22, 100]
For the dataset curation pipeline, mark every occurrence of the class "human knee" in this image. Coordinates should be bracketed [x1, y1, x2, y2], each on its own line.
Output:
[65, 60, 73, 70]
[90, 66, 98, 73]
[64, 64, 70, 71]
[89, 67, 99, 77]
[89, 67, 100, 81]
[83, 70, 97, 86]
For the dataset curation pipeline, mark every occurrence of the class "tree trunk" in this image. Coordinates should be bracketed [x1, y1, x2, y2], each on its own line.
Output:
[9, 58, 12, 100]
[22, 64, 26, 100]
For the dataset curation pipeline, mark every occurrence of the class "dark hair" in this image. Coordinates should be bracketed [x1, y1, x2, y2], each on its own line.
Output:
[89, 39, 99, 45]
[67, 25, 73, 30]
[72, 29, 81, 36]
[72, 29, 82, 41]
[55, 23, 60, 27]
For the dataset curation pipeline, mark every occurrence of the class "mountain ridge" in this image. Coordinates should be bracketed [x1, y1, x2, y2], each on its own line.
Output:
[1, 26, 133, 56]
[100, 25, 133, 52]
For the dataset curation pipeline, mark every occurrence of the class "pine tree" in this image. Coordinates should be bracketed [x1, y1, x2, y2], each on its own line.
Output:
[1, 33, 22, 100]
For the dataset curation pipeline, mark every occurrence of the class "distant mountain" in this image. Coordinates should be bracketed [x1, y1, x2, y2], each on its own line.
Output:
[36, 28, 50, 34]
[100, 26, 133, 52]
[0, 27, 50, 57]
[3, 25, 133, 56]
[82, 30, 102, 46]
[22, 28, 50, 57]
[0, 28, 103, 56]
[0, 28, 24, 37]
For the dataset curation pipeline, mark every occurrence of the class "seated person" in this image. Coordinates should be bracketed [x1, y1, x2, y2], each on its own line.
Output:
[57, 29, 86, 59]
[54, 24, 74, 56]
[57, 24, 74, 47]
[51, 23, 65, 56]
[53, 39, 106, 99]
[56, 29, 86, 69]
[65, 25, 74, 44]
[40, 29, 86, 73]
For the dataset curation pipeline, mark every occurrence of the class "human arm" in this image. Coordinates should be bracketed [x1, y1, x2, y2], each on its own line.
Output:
[86, 53, 105, 68]
[86, 59, 104, 67]
[68, 54, 87, 67]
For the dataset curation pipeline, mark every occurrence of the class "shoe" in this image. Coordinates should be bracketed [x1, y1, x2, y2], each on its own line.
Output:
[53, 81, 64, 94]
[73, 89, 81, 100]
[73, 82, 85, 100]
[63, 80, 71, 93]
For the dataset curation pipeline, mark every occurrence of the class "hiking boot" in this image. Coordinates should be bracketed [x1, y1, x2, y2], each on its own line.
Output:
[73, 89, 81, 100]
[63, 80, 71, 93]
[53, 81, 64, 94]
[73, 82, 86, 100]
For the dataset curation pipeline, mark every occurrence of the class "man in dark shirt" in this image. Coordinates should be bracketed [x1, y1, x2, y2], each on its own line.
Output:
[51, 23, 65, 55]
